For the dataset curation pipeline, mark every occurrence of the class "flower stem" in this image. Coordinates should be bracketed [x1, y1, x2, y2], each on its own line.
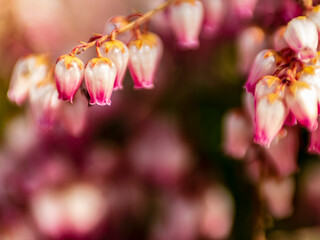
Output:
[70, 0, 176, 55]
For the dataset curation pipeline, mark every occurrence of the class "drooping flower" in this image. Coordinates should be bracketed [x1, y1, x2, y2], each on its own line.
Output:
[128, 32, 162, 89]
[254, 83, 288, 147]
[245, 50, 279, 94]
[8, 54, 49, 105]
[100, 40, 129, 90]
[168, 0, 204, 49]
[237, 26, 266, 74]
[54, 54, 84, 102]
[202, 0, 227, 37]
[84, 57, 117, 106]
[307, 5, 320, 34]
[286, 79, 318, 131]
[284, 16, 318, 61]
[29, 83, 62, 127]
[273, 26, 289, 51]
[230, 0, 258, 19]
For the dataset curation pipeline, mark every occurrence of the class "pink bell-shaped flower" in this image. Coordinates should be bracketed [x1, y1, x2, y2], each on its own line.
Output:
[84, 57, 117, 106]
[245, 50, 279, 94]
[254, 94, 288, 147]
[100, 40, 129, 90]
[237, 26, 266, 75]
[231, 0, 258, 19]
[309, 118, 320, 154]
[307, 5, 320, 34]
[273, 26, 289, 51]
[54, 54, 84, 102]
[284, 17, 318, 61]
[8, 54, 49, 105]
[168, 0, 204, 49]
[202, 0, 227, 37]
[29, 83, 62, 127]
[286, 79, 318, 131]
[128, 33, 162, 89]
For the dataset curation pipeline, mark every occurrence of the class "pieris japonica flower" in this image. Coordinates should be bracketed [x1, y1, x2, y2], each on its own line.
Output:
[100, 40, 129, 90]
[237, 26, 266, 74]
[307, 5, 320, 34]
[128, 32, 162, 89]
[273, 26, 289, 51]
[8, 54, 49, 105]
[286, 78, 318, 131]
[245, 50, 279, 93]
[231, 0, 258, 19]
[309, 118, 320, 154]
[284, 17, 318, 61]
[199, 186, 234, 240]
[59, 91, 88, 137]
[168, 0, 204, 49]
[254, 77, 288, 147]
[261, 177, 295, 219]
[54, 54, 84, 102]
[85, 57, 117, 106]
[104, 16, 131, 44]
[29, 83, 62, 127]
[202, 0, 227, 37]
[223, 110, 252, 159]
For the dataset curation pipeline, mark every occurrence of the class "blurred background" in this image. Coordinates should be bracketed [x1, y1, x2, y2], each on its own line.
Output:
[1, 0, 320, 239]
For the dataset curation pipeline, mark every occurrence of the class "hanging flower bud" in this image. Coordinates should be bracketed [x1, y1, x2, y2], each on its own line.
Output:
[84, 57, 117, 106]
[245, 50, 279, 94]
[261, 177, 295, 219]
[8, 54, 49, 105]
[309, 118, 320, 154]
[237, 26, 266, 75]
[307, 5, 320, 34]
[254, 94, 288, 147]
[29, 83, 62, 127]
[284, 17, 318, 61]
[54, 55, 84, 102]
[273, 26, 289, 51]
[104, 16, 131, 44]
[168, 0, 204, 49]
[100, 40, 129, 90]
[202, 0, 227, 37]
[223, 110, 252, 159]
[128, 33, 162, 89]
[298, 68, 320, 105]
[59, 91, 88, 137]
[286, 78, 318, 131]
[231, 0, 258, 19]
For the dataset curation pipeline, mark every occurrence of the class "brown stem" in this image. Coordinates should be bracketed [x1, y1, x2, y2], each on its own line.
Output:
[70, 0, 176, 55]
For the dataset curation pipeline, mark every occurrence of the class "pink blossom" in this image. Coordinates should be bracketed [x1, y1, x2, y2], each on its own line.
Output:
[284, 17, 318, 61]
[168, 0, 204, 49]
[245, 50, 278, 94]
[128, 33, 162, 89]
[84, 57, 117, 106]
[202, 0, 227, 37]
[28, 83, 62, 127]
[254, 95, 288, 147]
[261, 177, 295, 219]
[199, 185, 234, 240]
[8, 54, 49, 105]
[100, 40, 129, 90]
[286, 79, 318, 131]
[308, 118, 320, 153]
[223, 110, 252, 159]
[54, 54, 84, 102]
[273, 26, 289, 51]
[231, 0, 258, 19]
[237, 26, 266, 75]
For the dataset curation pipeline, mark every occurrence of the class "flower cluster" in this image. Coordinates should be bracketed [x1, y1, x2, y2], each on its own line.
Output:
[245, 8, 320, 149]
